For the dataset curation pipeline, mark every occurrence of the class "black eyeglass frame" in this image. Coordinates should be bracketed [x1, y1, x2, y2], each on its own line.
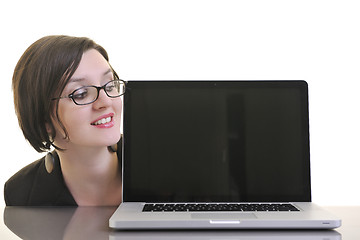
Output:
[52, 79, 126, 105]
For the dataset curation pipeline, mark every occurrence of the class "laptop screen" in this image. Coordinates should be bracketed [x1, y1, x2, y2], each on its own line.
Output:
[123, 81, 311, 202]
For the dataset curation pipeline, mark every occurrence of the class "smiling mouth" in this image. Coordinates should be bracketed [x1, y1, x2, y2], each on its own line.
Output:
[91, 116, 112, 126]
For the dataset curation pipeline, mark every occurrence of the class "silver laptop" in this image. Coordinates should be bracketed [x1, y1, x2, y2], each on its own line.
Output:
[109, 80, 341, 230]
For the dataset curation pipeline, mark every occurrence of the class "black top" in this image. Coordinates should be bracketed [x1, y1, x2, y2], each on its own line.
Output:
[4, 142, 121, 206]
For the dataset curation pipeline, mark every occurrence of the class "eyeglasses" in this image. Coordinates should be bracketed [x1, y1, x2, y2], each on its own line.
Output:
[52, 79, 126, 105]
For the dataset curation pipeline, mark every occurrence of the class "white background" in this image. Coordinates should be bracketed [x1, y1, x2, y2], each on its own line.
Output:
[0, 0, 359, 206]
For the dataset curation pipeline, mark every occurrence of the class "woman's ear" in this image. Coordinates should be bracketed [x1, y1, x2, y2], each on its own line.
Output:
[45, 122, 52, 134]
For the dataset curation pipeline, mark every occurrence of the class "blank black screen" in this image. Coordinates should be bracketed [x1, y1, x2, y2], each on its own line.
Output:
[123, 81, 311, 202]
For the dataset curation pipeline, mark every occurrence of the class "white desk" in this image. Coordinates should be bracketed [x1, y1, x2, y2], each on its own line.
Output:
[1, 206, 358, 239]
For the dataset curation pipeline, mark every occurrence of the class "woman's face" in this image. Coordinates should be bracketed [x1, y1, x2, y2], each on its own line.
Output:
[53, 49, 122, 150]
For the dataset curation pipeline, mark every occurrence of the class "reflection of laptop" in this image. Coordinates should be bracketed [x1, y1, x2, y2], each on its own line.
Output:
[110, 80, 341, 229]
[110, 230, 342, 240]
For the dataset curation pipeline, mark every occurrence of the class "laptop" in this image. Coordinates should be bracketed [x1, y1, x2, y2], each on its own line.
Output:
[109, 80, 341, 229]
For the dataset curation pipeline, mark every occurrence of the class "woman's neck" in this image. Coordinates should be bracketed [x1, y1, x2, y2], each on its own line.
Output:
[56, 146, 122, 206]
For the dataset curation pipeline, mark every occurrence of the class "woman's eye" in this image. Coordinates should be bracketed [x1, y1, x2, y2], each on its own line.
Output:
[72, 88, 88, 99]
[105, 85, 115, 92]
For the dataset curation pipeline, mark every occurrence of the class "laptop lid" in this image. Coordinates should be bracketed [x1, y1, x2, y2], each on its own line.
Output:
[122, 80, 311, 203]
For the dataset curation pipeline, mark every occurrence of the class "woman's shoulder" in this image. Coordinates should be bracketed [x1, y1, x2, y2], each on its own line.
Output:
[4, 153, 77, 206]
[4, 157, 45, 205]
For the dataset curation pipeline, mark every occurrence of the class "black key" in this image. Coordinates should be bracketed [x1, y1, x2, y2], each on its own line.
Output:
[142, 203, 299, 212]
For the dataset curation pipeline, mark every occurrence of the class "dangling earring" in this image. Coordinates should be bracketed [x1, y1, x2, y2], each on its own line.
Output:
[45, 152, 55, 174]
[108, 144, 118, 153]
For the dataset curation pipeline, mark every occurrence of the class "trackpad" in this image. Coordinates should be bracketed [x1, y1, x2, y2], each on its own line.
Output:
[191, 213, 257, 220]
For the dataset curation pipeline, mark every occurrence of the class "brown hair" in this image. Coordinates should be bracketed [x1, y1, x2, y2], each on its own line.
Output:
[12, 35, 119, 152]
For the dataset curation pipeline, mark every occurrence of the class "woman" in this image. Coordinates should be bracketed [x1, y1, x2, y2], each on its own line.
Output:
[4, 35, 125, 206]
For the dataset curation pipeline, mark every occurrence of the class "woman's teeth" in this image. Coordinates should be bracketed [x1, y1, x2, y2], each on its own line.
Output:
[92, 117, 112, 125]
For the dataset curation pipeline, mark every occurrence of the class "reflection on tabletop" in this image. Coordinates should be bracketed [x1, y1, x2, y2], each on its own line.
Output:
[4, 206, 115, 240]
[4, 207, 341, 240]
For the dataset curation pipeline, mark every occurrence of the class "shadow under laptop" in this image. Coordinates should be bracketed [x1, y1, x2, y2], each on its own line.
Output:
[4, 207, 341, 240]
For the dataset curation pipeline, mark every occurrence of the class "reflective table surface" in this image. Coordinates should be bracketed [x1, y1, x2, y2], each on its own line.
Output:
[1, 206, 359, 239]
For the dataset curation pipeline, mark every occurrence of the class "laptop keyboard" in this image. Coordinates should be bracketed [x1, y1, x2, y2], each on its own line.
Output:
[143, 203, 300, 212]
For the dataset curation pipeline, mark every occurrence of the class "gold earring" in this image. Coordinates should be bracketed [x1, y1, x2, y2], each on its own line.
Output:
[45, 152, 55, 174]
[108, 144, 118, 153]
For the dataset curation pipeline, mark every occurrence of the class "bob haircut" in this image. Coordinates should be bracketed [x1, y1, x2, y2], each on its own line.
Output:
[12, 35, 119, 152]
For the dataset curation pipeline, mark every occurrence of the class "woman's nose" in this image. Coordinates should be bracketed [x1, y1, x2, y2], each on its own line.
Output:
[92, 89, 112, 109]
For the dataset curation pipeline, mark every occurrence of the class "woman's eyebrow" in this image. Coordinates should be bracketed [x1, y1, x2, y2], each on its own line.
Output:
[69, 69, 113, 83]
[69, 77, 85, 83]
[103, 68, 113, 76]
